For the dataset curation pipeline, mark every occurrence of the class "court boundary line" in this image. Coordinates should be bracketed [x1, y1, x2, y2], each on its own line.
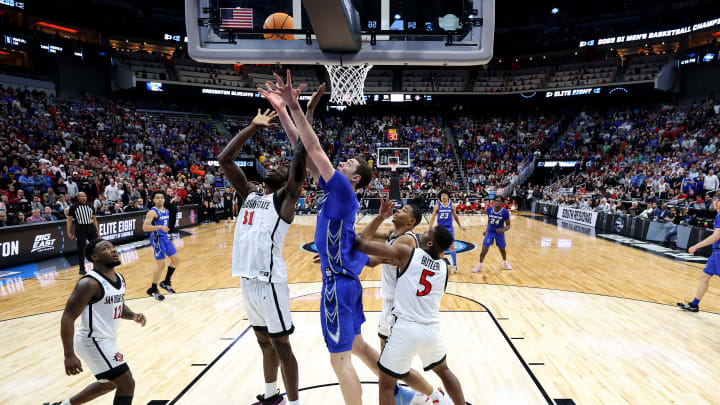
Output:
[163, 288, 552, 404]
[445, 292, 555, 405]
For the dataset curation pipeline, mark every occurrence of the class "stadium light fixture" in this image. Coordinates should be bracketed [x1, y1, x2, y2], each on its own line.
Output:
[551, 8, 559, 14]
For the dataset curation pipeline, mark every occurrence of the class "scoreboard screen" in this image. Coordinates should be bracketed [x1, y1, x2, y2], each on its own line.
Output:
[387, 128, 398, 141]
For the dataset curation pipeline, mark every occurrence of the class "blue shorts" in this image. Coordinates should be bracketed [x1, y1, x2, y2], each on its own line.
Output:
[151, 234, 177, 260]
[703, 251, 720, 276]
[321, 276, 365, 353]
[483, 230, 506, 249]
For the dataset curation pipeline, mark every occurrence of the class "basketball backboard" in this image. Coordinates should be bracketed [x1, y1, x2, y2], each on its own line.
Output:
[184, 0, 494, 66]
[376, 147, 410, 169]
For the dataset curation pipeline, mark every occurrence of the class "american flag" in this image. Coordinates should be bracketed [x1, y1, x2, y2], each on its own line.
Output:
[220, 8, 253, 29]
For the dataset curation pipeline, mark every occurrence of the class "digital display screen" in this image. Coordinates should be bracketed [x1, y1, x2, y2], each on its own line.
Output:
[389, 0, 469, 32]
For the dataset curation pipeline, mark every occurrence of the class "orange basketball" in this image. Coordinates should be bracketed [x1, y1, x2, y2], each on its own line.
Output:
[263, 12, 294, 40]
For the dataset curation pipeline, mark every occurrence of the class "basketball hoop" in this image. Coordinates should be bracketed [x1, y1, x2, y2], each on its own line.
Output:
[389, 162, 398, 172]
[324, 64, 373, 106]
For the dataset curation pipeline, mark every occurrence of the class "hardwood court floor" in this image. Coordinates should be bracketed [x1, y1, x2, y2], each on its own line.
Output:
[1, 214, 720, 404]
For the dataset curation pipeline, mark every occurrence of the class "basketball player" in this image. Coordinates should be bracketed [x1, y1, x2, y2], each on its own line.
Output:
[354, 226, 466, 405]
[142, 191, 180, 300]
[44, 238, 146, 405]
[361, 196, 452, 404]
[472, 196, 512, 272]
[218, 109, 305, 405]
[360, 196, 422, 347]
[261, 71, 383, 405]
[429, 190, 465, 272]
[677, 194, 720, 312]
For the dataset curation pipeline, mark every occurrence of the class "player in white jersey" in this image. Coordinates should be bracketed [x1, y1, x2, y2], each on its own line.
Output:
[361, 196, 452, 405]
[360, 196, 423, 345]
[355, 226, 466, 405]
[218, 109, 308, 405]
[44, 239, 146, 405]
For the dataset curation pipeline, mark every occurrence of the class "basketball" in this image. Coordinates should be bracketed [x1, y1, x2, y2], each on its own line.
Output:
[263, 12, 294, 40]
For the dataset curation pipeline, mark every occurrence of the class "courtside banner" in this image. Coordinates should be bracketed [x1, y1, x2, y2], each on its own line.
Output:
[0, 205, 199, 268]
[556, 206, 598, 227]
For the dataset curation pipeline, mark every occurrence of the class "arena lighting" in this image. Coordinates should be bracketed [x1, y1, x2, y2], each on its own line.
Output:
[551, 8, 559, 14]
[609, 87, 628, 94]
[36, 22, 78, 34]
[520, 92, 536, 99]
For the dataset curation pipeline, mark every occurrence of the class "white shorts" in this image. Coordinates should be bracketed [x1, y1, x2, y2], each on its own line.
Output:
[378, 318, 446, 378]
[378, 298, 394, 339]
[74, 336, 129, 381]
[241, 277, 294, 337]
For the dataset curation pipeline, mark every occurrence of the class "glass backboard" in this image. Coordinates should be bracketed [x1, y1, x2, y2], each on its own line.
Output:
[184, 0, 494, 66]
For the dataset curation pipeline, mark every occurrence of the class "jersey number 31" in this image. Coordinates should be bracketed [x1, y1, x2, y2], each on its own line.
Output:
[242, 211, 255, 225]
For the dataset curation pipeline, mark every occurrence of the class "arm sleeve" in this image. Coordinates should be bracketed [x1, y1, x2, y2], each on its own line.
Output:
[319, 170, 356, 219]
[68, 204, 76, 217]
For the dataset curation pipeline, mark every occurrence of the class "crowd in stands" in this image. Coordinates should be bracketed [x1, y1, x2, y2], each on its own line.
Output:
[451, 114, 557, 195]
[0, 85, 233, 227]
[537, 98, 720, 243]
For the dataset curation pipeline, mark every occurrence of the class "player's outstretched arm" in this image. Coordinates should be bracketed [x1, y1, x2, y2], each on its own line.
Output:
[60, 277, 100, 376]
[355, 238, 413, 270]
[264, 99, 320, 180]
[361, 194, 394, 241]
[263, 70, 334, 183]
[277, 140, 309, 223]
[218, 109, 277, 198]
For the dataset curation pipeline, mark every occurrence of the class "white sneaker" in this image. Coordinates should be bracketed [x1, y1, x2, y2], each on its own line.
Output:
[502, 261, 513, 270]
[472, 263, 483, 273]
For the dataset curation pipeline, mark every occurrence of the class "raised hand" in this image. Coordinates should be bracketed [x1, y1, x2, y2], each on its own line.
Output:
[251, 108, 279, 129]
[258, 84, 285, 110]
[263, 70, 307, 106]
[307, 82, 326, 112]
[378, 194, 394, 219]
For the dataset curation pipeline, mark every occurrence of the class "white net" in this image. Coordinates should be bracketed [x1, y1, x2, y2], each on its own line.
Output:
[324, 64, 373, 106]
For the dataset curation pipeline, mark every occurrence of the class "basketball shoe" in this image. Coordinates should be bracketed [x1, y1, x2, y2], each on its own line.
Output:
[676, 302, 699, 312]
[146, 287, 165, 301]
[159, 281, 176, 294]
[502, 261, 512, 270]
[251, 390, 286, 405]
[471, 263, 483, 273]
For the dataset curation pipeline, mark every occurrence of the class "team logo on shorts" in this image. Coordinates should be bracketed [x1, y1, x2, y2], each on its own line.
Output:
[301, 240, 476, 255]
[113, 352, 124, 362]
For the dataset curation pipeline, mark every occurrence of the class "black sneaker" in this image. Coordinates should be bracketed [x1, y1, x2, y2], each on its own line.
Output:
[146, 287, 165, 301]
[251, 391, 285, 405]
[676, 302, 699, 312]
[159, 281, 176, 294]
[43, 402, 62, 405]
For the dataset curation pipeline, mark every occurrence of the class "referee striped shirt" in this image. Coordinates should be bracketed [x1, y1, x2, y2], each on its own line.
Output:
[69, 202, 95, 225]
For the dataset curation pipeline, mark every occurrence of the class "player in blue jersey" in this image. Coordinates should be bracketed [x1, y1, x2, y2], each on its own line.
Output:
[261, 71, 432, 405]
[472, 196, 512, 272]
[677, 194, 720, 312]
[429, 190, 465, 273]
[142, 190, 180, 300]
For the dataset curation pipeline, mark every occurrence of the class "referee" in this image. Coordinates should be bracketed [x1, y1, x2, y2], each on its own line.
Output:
[67, 192, 99, 275]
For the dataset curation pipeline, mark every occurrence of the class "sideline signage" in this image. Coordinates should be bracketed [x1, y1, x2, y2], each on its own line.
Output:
[556, 206, 598, 227]
[0, 205, 199, 268]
